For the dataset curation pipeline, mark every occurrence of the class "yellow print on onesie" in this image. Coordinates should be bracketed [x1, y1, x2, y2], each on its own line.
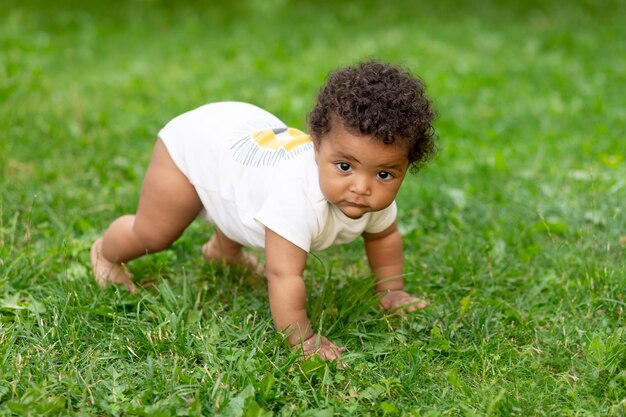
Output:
[231, 126, 313, 167]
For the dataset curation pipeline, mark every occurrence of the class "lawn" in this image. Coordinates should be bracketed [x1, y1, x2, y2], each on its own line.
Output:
[1, 0, 625, 415]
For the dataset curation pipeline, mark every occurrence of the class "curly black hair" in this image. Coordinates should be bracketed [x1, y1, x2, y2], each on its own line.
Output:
[307, 60, 437, 171]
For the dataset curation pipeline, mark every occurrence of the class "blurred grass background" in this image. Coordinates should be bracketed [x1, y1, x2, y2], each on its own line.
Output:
[1, 0, 625, 415]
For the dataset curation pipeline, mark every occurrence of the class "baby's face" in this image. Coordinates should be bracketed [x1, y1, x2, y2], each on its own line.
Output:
[314, 123, 409, 219]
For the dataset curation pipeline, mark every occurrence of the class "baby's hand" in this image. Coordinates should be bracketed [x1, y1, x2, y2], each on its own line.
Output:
[379, 290, 428, 315]
[299, 334, 347, 362]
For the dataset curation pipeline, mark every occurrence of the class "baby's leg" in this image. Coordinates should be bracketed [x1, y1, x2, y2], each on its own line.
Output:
[202, 228, 264, 276]
[91, 138, 203, 292]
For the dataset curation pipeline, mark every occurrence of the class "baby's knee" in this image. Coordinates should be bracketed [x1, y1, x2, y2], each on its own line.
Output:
[132, 225, 175, 253]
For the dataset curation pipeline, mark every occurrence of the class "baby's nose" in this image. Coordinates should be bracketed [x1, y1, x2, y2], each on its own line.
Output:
[350, 176, 371, 195]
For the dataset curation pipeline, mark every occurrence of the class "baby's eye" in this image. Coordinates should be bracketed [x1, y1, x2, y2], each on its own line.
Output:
[336, 162, 352, 172]
[377, 171, 393, 181]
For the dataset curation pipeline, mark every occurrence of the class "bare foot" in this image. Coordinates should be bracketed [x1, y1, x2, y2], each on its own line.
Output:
[90, 238, 137, 293]
[202, 236, 264, 276]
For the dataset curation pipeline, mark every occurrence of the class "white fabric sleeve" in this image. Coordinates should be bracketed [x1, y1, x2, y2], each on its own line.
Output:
[254, 187, 320, 253]
[364, 201, 398, 234]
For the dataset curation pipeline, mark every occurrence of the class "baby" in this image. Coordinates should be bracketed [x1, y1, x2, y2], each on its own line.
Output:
[91, 60, 437, 361]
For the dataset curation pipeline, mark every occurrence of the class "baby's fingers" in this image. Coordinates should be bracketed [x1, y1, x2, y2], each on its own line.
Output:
[298, 335, 348, 366]
[318, 346, 347, 367]
[404, 298, 429, 312]
[325, 339, 347, 351]
[318, 348, 340, 361]
[120, 278, 138, 294]
[390, 298, 428, 315]
[113, 267, 137, 294]
[315, 338, 347, 362]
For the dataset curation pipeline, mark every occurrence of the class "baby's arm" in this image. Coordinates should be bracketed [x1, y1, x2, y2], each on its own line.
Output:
[265, 228, 346, 361]
[363, 222, 428, 313]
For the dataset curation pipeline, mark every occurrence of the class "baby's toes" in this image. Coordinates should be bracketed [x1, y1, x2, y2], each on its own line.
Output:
[240, 252, 264, 276]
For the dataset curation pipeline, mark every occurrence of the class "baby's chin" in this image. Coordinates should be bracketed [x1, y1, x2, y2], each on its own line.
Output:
[336, 205, 368, 219]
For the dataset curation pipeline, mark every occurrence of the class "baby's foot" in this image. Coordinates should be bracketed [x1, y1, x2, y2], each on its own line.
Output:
[90, 238, 137, 293]
[202, 237, 264, 276]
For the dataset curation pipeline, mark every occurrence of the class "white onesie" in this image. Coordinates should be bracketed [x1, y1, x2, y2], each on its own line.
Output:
[158, 101, 397, 252]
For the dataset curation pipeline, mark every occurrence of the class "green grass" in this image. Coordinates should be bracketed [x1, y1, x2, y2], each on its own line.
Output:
[2, 0, 625, 415]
